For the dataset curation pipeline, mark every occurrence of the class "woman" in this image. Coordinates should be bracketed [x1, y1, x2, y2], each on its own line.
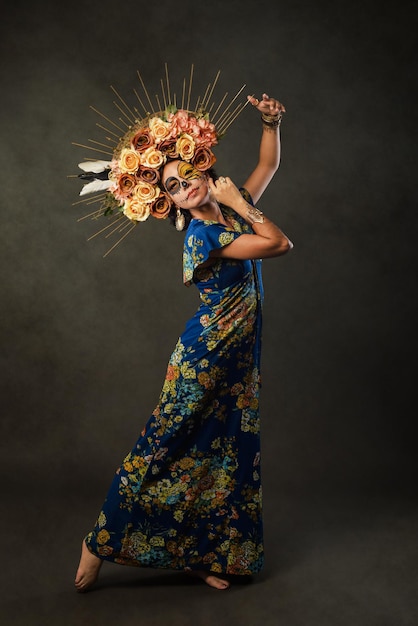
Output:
[75, 92, 292, 591]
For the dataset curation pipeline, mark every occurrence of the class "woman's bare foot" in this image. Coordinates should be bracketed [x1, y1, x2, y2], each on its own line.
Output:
[74, 540, 103, 592]
[187, 569, 230, 590]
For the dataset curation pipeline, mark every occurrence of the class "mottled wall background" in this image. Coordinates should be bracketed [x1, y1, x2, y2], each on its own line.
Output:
[1, 0, 416, 506]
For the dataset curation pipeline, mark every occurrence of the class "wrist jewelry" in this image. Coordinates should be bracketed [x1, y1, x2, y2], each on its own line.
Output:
[246, 206, 265, 224]
[261, 112, 282, 128]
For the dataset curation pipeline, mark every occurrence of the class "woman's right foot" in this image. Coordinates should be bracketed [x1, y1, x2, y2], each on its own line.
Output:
[74, 540, 102, 592]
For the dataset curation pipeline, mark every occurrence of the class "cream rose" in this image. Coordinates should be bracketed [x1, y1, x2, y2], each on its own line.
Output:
[134, 181, 160, 203]
[119, 148, 141, 174]
[123, 198, 151, 222]
[149, 116, 171, 142]
[140, 146, 166, 169]
[176, 133, 195, 161]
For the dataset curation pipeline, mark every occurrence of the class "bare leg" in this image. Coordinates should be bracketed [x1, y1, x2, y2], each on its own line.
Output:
[74, 540, 103, 592]
[187, 570, 230, 590]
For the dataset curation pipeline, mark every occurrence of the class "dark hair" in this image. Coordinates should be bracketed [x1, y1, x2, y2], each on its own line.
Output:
[167, 167, 218, 231]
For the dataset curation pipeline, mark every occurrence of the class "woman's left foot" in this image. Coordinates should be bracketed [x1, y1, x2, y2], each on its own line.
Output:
[187, 569, 230, 590]
[74, 540, 103, 592]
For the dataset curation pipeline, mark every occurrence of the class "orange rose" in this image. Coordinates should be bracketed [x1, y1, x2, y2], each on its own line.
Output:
[131, 128, 153, 152]
[150, 192, 172, 219]
[192, 147, 216, 171]
[159, 138, 179, 159]
[117, 173, 136, 197]
[136, 166, 160, 185]
[119, 148, 141, 174]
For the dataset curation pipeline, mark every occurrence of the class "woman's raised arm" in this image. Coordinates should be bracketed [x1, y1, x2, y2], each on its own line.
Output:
[242, 93, 285, 204]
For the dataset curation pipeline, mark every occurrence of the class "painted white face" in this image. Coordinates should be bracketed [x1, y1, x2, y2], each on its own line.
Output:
[162, 160, 207, 208]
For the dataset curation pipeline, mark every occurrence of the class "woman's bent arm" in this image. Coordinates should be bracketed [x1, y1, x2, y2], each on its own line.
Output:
[208, 177, 293, 260]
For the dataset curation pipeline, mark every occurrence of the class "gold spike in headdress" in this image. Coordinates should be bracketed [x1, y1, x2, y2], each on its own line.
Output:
[72, 64, 250, 255]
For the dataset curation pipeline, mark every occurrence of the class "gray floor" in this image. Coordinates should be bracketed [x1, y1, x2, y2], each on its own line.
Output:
[1, 474, 417, 626]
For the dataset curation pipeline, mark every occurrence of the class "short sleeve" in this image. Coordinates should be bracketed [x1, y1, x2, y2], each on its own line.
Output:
[182, 187, 255, 286]
[183, 222, 242, 286]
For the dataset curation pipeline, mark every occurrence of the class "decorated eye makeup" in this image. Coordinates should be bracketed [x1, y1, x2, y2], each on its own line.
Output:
[164, 177, 181, 194]
[164, 162, 203, 195]
[178, 162, 201, 181]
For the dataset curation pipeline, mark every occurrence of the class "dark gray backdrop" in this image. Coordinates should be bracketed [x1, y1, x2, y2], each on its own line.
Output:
[1, 0, 417, 624]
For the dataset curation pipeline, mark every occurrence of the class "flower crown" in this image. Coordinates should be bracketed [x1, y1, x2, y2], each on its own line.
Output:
[72, 65, 249, 255]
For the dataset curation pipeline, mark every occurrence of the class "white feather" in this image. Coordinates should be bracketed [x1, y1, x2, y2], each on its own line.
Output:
[78, 160, 112, 173]
[79, 179, 113, 196]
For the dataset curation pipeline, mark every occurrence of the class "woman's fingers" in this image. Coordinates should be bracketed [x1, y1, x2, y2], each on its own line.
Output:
[248, 93, 286, 114]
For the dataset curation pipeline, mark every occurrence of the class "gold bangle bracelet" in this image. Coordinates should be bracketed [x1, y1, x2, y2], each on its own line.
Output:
[261, 112, 282, 127]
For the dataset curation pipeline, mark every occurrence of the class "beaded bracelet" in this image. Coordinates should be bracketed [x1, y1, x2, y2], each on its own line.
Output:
[261, 112, 282, 128]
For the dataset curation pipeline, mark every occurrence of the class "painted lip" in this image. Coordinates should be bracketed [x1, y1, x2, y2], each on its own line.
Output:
[187, 187, 199, 199]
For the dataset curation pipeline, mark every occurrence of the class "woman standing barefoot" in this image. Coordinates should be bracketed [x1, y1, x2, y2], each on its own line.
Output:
[74, 69, 291, 591]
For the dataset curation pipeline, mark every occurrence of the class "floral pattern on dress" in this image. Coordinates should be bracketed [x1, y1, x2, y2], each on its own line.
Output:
[85, 189, 265, 576]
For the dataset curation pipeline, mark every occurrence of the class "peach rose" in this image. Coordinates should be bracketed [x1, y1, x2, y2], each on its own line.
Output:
[150, 192, 172, 219]
[176, 134, 195, 161]
[134, 181, 160, 203]
[123, 198, 151, 222]
[149, 116, 171, 142]
[131, 128, 153, 152]
[140, 146, 166, 169]
[192, 147, 216, 171]
[119, 148, 141, 174]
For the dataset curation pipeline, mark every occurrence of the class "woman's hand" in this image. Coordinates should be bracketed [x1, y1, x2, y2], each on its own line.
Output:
[208, 176, 243, 209]
[247, 93, 286, 116]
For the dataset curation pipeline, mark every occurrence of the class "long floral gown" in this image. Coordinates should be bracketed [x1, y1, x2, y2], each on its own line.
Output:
[85, 190, 265, 576]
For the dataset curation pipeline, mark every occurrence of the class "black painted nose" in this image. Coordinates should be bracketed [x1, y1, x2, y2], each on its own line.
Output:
[181, 180, 190, 188]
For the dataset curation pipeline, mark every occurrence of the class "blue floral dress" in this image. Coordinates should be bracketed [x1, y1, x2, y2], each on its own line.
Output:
[85, 190, 265, 576]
